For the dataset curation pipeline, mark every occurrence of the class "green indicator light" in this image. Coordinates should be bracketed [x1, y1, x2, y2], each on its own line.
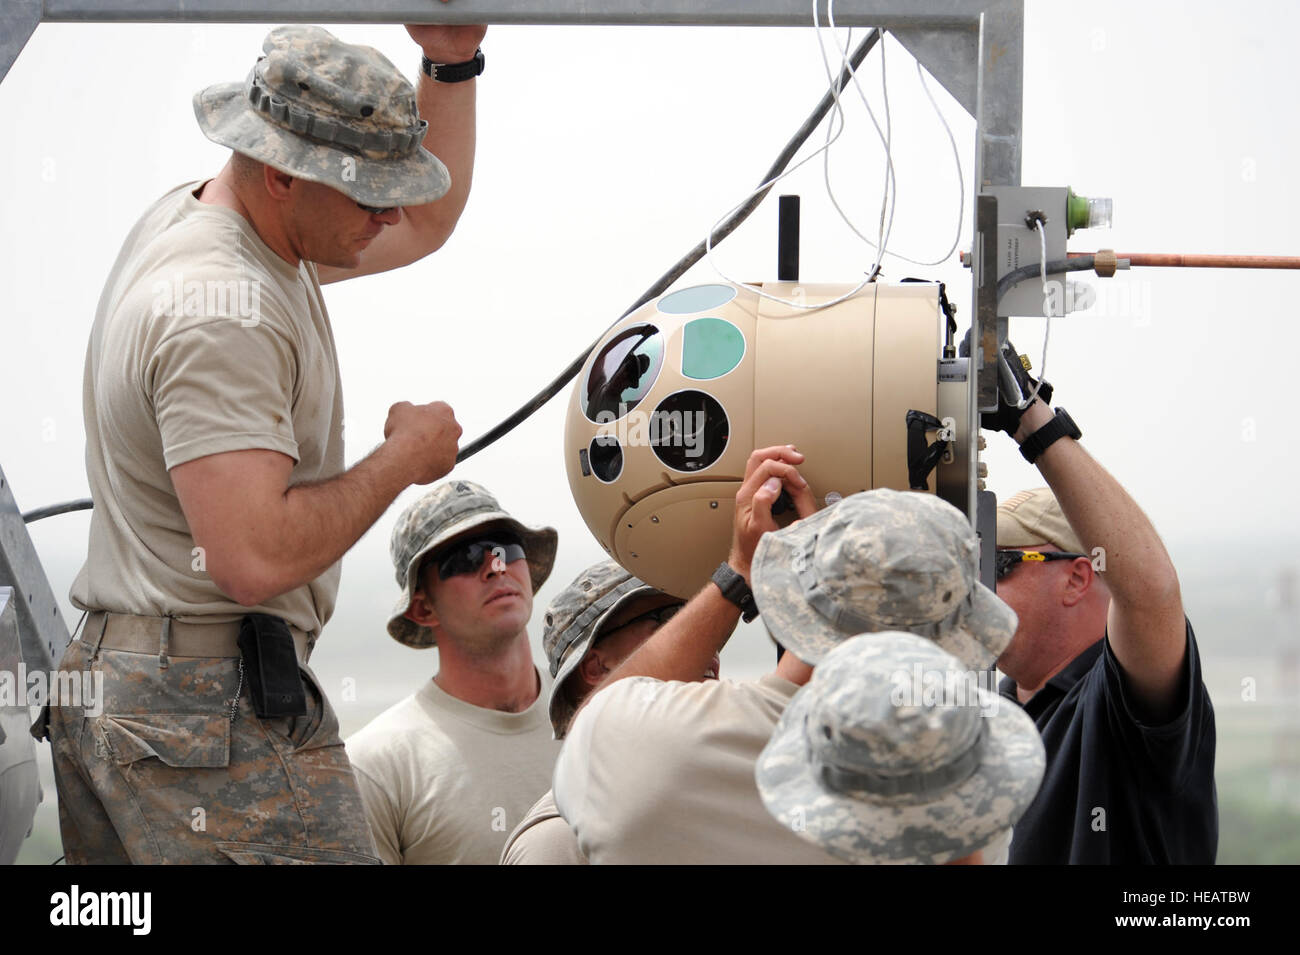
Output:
[1067, 188, 1113, 235]
[1067, 189, 1090, 233]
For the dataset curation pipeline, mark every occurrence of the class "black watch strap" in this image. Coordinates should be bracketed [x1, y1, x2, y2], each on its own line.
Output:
[421, 49, 485, 83]
[1020, 407, 1082, 464]
[712, 562, 759, 622]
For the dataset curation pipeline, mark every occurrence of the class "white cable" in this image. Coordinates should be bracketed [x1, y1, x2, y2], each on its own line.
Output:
[821, 2, 895, 277]
[1017, 219, 1051, 409]
[910, 61, 965, 264]
[704, 0, 963, 308]
[820, 27, 964, 266]
[702, 0, 881, 311]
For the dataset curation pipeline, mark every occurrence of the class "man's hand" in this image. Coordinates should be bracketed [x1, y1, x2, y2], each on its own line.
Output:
[383, 400, 462, 486]
[981, 339, 1053, 437]
[728, 446, 817, 581]
[405, 21, 487, 63]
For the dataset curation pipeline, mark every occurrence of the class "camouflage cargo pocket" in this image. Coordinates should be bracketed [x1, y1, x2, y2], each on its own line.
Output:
[214, 841, 381, 865]
[97, 713, 230, 769]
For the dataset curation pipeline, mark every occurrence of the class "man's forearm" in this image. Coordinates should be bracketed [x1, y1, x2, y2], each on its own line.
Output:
[402, 69, 477, 250]
[576, 584, 740, 718]
[247, 441, 415, 602]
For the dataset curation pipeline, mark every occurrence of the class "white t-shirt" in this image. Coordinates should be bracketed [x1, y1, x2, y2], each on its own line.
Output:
[72, 181, 343, 635]
[499, 789, 588, 865]
[553, 674, 844, 865]
[346, 670, 560, 865]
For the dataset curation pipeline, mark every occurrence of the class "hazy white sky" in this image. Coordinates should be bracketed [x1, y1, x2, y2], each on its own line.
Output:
[1, 0, 1296, 694]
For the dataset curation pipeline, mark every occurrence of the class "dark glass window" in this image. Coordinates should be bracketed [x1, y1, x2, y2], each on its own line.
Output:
[651, 391, 729, 472]
[583, 324, 665, 421]
[588, 434, 624, 483]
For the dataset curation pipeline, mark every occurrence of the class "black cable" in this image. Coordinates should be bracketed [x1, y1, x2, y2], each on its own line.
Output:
[20, 32, 888, 509]
[22, 498, 93, 524]
[456, 28, 885, 463]
[996, 256, 1096, 304]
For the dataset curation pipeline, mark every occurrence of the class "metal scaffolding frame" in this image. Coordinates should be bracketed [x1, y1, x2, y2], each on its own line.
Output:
[0, 0, 1022, 664]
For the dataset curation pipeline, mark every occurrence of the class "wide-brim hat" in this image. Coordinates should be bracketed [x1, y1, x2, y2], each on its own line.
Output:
[756, 632, 1045, 864]
[387, 480, 558, 648]
[194, 25, 450, 207]
[544, 561, 662, 738]
[752, 488, 1017, 669]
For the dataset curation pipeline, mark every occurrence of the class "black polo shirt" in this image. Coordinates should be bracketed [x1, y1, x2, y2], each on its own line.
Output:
[999, 620, 1217, 864]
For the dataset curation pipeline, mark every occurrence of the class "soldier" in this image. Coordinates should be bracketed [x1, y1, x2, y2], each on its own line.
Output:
[500, 560, 702, 865]
[45, 21, 485, 863]
[756, 632, 1044, 865]
[553, 453, 1018, 863]
[346, 481, 561, 865]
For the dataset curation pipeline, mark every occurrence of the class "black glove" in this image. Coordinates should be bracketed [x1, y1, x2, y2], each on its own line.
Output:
[982, 376, 1052, 436]
[963, 333, 1053, 436]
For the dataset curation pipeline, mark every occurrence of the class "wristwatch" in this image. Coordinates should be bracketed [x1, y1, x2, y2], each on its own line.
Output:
[712, 562, 759, 622]
[1019, 407, 1082, 464]
[421, 49, 485, 83]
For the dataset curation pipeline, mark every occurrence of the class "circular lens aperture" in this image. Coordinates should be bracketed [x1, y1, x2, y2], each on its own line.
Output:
[583, 323, 665, 421]
[650, 390, 729, 473]
[588, 434, 624, 483]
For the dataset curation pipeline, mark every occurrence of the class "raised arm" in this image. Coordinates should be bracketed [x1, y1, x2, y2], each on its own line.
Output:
[317, 20, 487, 284]
[575, 446, 816, 711]
[1014, 400, 1187, 714]
[171, 400, 460, 607]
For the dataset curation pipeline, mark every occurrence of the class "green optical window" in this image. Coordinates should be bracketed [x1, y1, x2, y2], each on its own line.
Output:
[681, 317, 745, 380]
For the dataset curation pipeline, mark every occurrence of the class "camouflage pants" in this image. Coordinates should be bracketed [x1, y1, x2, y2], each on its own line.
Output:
[46, 636, 380, 864]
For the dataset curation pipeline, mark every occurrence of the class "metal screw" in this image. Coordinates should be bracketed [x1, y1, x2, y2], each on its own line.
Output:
[651, 516, 660, 524]
[709, 501, 718, 509]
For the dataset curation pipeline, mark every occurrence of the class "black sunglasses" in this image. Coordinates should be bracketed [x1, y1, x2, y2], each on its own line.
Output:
[357, 201, 397, 215]
[433, 535, 527, 580]
[994, 549, 1090, 580]
[603, 603, 684, 636]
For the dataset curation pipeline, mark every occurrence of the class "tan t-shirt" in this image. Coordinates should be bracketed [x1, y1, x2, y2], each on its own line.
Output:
[553, 674, 844, 865]
[346, 669, 560, 865]
[499, 789, 588, 865]
[70, 181, 344, 635]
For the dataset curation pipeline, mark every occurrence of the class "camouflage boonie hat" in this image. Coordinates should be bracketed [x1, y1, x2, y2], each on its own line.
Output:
[194, 25, 450, 207]
[755, 632, 1045, 864]
[543, 560, 664, 739]
[752, 488, 1017, 669]
[387, 480, 558, 648]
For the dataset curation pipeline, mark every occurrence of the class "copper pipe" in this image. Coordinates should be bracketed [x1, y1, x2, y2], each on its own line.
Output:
[1067, 252, 1300, 269]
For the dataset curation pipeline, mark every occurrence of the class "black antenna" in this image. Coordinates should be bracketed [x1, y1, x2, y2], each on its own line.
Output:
[778, 194, 800, 282]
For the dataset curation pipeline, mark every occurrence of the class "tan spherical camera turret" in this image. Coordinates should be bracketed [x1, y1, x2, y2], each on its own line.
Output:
[565, 280, 972, 599]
